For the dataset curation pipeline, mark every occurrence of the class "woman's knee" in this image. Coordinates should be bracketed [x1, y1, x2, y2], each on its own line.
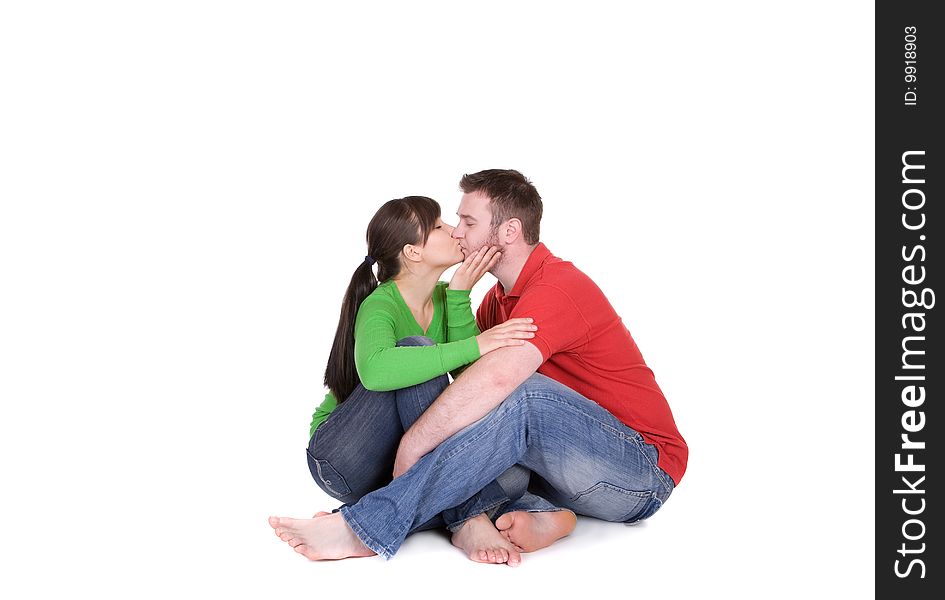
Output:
[396, 335, 436, 347]
[395, 375, 450, 427]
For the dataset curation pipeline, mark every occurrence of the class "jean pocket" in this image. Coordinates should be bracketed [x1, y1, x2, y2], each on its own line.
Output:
[306, 449, 352, 499]
[569, 481, 655, 523]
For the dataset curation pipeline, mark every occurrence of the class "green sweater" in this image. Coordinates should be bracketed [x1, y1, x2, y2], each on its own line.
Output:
[309, 280, 482, 438]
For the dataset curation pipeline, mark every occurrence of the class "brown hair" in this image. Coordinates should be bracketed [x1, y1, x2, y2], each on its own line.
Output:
[459, 169, 542, 244]
[324, 196, 441, 404]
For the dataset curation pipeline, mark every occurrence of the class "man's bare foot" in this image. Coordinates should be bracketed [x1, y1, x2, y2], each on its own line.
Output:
[268, 512, 376, 561]
[495, 510, 577, 552]
[450, 514, 522, 567]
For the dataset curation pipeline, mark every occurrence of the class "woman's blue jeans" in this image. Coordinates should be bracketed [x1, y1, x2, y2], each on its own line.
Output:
[306, 336, 514, 532]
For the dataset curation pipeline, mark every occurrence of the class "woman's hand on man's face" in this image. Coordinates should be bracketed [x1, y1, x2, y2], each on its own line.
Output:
[448, 246, 501, 291]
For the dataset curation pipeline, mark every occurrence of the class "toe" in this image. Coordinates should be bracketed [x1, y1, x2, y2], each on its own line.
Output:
[272, 516, 298, 531]
[507, 549, 522, 567]
[495, 513, 513, 531]
[294, 544, 316, 560]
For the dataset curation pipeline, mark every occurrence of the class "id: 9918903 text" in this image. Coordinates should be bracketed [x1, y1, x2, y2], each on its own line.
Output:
[904, 26, 917, 106]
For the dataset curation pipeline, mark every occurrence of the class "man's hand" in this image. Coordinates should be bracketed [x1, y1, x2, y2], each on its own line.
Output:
[476, 318, 536, 355]
[448, 246, 501, 291]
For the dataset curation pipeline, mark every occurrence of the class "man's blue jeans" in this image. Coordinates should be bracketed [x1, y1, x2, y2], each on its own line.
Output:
[339, 372, 676, 559]
[307, 336, 513, 531]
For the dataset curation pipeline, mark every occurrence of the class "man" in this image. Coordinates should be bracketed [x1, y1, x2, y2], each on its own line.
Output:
[269, 169, 688, 566]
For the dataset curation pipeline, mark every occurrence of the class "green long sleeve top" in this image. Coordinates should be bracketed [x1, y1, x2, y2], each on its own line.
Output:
[309, 280, 482, 438]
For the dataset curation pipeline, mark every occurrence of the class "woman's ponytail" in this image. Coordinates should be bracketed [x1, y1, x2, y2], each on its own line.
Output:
[323, 259, 378, 402]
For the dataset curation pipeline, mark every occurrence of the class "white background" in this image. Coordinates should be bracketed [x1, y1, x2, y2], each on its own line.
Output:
[0, 1, 873, 598]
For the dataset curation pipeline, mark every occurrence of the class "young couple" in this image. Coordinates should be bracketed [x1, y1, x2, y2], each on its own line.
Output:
[269, 169, 688, 566]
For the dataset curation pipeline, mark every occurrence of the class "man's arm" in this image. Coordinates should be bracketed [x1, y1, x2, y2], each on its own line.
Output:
[393, 342, 543, 477]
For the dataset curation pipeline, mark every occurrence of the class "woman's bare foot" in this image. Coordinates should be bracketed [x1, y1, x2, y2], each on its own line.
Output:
[495, 510, 577, 552]
[268, 512, 376, 561]
[450, 514, 522, 567]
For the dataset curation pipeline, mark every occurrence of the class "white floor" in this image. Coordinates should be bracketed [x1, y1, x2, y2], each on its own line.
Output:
[5, 411, 873, 599]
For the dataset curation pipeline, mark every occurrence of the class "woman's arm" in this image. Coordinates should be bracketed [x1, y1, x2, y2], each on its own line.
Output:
[445, 288, 480, 342]
[444, 247, 500, 377]
[354, 295, 480, 391]
[444, 286, 480, 379]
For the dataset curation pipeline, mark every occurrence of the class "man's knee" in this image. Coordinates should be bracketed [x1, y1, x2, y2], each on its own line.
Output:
[503, 373, 574, 405]
[396, 336, 436, 347]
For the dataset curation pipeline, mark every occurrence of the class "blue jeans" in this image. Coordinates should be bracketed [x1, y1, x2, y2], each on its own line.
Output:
[307, 336, 513, 531]
[340, 372, 676, 559]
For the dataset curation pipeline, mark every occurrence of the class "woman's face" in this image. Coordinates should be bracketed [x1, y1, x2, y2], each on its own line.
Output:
[422, 218, 464, 267]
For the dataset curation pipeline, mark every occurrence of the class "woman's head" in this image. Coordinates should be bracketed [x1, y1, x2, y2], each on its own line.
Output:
[367, 196, 463, 281]
[324, 196, 461, 404]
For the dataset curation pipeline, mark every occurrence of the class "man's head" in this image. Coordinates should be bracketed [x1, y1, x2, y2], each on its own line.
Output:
[452, 169, 543, 257]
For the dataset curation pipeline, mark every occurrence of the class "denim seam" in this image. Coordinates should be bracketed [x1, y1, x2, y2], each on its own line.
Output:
[413, 388, 425, 426]
[314, 414, 337, 436]
[339, 505, 393, 560]
[623, 435, 673, 494]
[496, 505, 569, 518]
[640, 450, 674, 495]
[572, 481, 652, 502]
[626, 496, 663, 525]
[631, 439, 674, 495]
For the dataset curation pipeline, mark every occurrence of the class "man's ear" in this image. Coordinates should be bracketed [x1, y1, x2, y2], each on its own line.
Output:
[502, 218, 523, 244]
[401, 243, 423, 264]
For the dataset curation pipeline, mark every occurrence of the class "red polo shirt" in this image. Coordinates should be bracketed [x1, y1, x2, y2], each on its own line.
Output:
[477, 243, 688, 485]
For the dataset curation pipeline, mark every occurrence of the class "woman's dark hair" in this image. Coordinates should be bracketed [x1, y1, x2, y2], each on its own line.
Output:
[324, 196, 441, 403]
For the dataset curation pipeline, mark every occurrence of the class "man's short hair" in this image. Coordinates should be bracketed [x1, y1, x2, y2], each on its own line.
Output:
[459, 169, 543, 245]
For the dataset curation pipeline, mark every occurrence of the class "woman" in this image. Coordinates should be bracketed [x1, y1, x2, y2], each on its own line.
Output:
[307, 196, 537, 556]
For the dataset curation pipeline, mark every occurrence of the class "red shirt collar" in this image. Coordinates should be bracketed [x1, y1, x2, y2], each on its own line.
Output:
[496, 243, 552, 300]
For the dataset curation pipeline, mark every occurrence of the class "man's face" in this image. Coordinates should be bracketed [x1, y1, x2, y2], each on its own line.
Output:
[452, 190, 500, 257]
